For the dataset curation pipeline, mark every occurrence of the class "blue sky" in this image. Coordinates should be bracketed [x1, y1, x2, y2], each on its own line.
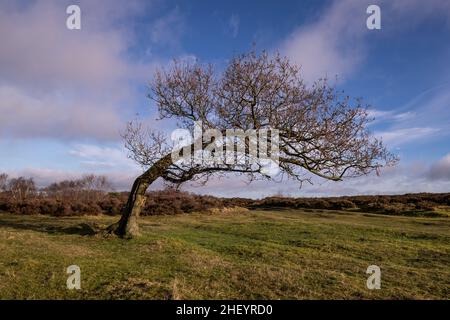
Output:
[0, 0, 449, 197]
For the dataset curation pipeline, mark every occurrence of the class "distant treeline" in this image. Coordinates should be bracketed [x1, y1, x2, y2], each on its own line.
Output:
[0, 173, 222, 216]
[0, 173, 449, 217]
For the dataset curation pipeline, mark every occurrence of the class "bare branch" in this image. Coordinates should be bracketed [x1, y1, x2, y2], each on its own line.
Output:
[122, 121, 170, 169]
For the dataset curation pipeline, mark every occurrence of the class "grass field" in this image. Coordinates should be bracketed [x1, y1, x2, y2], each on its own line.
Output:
[0, 209, 448, 299]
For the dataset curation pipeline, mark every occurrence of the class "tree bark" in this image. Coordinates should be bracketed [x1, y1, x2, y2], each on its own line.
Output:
[107, 155, 172, 238]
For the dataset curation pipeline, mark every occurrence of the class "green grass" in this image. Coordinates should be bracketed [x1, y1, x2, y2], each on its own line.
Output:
[0, 209, 449, 299]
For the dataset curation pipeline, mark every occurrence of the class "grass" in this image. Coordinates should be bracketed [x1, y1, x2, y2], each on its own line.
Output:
[0, 209, 449, 299]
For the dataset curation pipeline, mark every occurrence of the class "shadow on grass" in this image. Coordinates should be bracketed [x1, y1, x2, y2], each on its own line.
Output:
[0, 216, 100, 236]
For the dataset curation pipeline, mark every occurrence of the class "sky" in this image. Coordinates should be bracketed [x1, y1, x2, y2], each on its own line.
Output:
[0, 0, 450, 198]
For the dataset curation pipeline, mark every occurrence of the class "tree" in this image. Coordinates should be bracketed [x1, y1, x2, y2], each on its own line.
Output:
[45, 179, 82, 201]
[107, 51, 396, 238]
[8, 177, 36, 201]
[45, 174, 112, 201]
[79, 174, 113, 202]
[0, 173, 8, 192]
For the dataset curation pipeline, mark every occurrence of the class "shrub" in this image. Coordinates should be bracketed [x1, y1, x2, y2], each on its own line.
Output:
[0, 181, 449, 217]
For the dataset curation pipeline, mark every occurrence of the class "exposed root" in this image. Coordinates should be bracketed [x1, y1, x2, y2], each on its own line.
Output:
[102, 221, 121, 238]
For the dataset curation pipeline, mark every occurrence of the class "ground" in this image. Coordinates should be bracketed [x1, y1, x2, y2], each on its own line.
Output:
[0, 209, 448, 299]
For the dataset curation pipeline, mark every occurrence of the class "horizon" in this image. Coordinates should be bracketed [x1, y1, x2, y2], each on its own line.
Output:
[1, 0, 450, 197]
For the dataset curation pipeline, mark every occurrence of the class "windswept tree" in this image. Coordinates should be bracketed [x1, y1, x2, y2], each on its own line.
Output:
[108, 51, 396, 238]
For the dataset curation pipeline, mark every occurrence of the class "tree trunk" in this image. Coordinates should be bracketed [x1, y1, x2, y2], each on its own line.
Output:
[107, 155, 172, 238]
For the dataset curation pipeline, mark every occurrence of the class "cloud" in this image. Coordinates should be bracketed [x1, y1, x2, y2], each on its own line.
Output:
[69, 144, 138, 170]
[280, 0, 368, 82]
[0, 85, 124, 140]
[280, 0, 450, 83]
[5, 152, 450, 196]
[368, 110, 416, 123]
[372, 83, 450, 147]
[376, 127, 440, 146]
[277, 0, 450, 178]
[228, 14, 240, 38]
[0, 0, 179, 142]
[0, 1, 137, 91]
[0, 0, 133, 141]
[149, 6, 185, 49]
[387, 0, 450, 26]
[428, 154, 450, 181]
[1, 0, 449, 198]
[180, 155, 450, 198]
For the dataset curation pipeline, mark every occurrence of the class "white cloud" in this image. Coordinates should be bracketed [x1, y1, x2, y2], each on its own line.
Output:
[368, 110, 416, 123]
[69, 144, 138, 170]
[149, 6, 185, 48]
[372, 83, 450, 147]
[180, 155, 450, 198]
[428, 153, 450, 181]
[376, 127, 440, 146]
[228, 14, 240, 38]
[0, 1, 136, 91]
[280, 0, 368, 82]
[280, 0, 450, 83]
[2, 0, 450, 198]
[5, 153, 450, 196]
[0, 85, 124, 140]
[0, 0, 182, 142]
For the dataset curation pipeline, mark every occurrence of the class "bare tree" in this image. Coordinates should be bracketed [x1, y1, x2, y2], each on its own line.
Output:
[79, 174, 113, 201]
[45, 174, 113, 202]
[0, 173, 8, 192]
[108, 51, 397, 238]
[45, 179, 81, 201]
[79, 174, 112, 192]
[8, 177, 37, 201]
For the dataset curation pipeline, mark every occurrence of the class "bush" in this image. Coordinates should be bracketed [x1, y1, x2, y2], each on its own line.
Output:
[0, 186, 449, 217]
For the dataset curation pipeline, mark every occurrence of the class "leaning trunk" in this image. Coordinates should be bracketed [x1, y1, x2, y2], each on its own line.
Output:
[107, 155, 172, 238]
[115, 176, 151, 238]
